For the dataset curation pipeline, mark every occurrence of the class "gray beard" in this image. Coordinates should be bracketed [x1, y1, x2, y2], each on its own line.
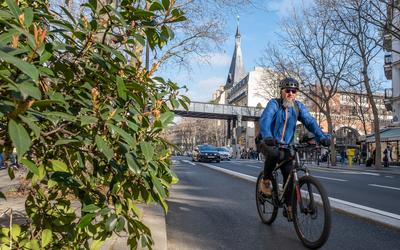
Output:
[282, 99, 294, 108]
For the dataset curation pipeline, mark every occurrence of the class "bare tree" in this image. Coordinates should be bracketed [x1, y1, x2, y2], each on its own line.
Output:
[361, 0, 400, 53]
[329, 0, 384, 169]
[253, 66, 282, 102]
[259, 2, 355, 166]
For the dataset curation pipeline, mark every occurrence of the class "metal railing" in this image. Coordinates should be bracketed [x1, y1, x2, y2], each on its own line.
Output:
[168, 101, 265, 121]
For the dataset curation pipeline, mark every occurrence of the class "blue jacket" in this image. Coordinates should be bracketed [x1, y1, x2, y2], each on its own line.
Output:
[259, 99, 328, 143]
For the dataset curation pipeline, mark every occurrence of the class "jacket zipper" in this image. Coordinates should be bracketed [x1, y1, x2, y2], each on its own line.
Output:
[281, 107, 288, 142]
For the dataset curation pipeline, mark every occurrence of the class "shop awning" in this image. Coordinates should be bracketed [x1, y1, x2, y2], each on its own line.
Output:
[365, 127, 400, 142]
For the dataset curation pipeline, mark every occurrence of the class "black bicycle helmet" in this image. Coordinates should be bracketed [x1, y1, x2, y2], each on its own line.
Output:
[279, 78, 299, 89]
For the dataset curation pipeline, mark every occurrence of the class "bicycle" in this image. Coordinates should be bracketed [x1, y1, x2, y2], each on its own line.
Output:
[256, 133, 331, 249]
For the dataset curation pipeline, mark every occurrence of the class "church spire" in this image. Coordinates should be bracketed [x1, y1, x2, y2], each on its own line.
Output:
[224, 18, 246, 90]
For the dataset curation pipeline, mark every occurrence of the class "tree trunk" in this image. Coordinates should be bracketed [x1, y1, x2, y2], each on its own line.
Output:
[363, 70, 381, 170]
[95, 0, 118, 44]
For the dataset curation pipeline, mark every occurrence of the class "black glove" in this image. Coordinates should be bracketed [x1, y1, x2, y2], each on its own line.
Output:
[319, 138, 331, 147]
[255, 134, 262, 144]
[264, 137, 277, 146]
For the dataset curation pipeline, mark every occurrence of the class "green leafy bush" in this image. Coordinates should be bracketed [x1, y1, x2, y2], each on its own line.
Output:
[0, 0, 189, 249]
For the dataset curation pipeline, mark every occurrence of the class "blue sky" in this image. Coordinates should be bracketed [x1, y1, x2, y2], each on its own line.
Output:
[158, 0, 388, 103]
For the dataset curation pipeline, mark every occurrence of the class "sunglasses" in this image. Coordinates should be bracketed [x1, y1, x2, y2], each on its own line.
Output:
[284, 89, 298, 94]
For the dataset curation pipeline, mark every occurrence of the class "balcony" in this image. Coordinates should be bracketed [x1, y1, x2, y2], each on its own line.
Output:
[384, 54, 392, 80]
[384, 88, 393, 111]
[383, 34, 392, 51]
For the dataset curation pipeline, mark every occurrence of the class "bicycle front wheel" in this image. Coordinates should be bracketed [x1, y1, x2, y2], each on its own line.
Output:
[256, 171, 278, 224]
[292, 176, 331, 249]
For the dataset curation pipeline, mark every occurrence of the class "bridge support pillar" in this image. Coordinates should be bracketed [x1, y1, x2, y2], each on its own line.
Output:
[237, 115, 242, 159]
[227, 120, 231, 145]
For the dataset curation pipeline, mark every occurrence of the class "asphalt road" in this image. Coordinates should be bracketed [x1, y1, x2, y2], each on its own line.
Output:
[166, 157, 400, 250]
[186, 157, 400, 216]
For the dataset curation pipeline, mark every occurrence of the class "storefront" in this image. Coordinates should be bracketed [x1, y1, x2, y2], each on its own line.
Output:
[363, 127, 400, 166]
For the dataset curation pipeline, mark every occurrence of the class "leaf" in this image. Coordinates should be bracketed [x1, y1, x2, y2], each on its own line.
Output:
[106, 5, 127, 28]
[54, 139, 80, 146]
[77, 213, 95, 228]
[11, 224, 20, 241]
[0, 192, 6, 200]
[107, 124, 136, 149]
[46, 111, 76, 121]
[170, 98, 180, 109]
[140, 141, 154, 162]
[81, 204, 102, 212]
[16, 84, 42, 100]
[50, 172, 72, 182]
[162, 0, 170, 10]
[149, 0, 164, 11]
[63, 177, 83, 187]
[48, 160, 70, 172]
[95, 135, 113, 161]
[90, 231, 107, 250]
[151, 174, 165, 198]
[23, 8, 33, 28]
[20, 158, 40, 177]
[116, 76, 127, 101]
[126, 153, 141, 175]
[158, 111, 175, 125]
[97, 44, 126, 64]
[109, 159, 123, 177]
[116, 218, 125, 232]
[9, 119, 30, 162]
[81, 116, 98, 126]
[0, 51, 38, 83]
[96, 208, 111, 216]
[41, 229, 52, 248]
[5, 0, 22, 19]
[30, 100, 64, 108]
[133, 34, 145, 46]
[25, 239, 40, 250]
[19, 115, 40, 140]
[105, 214, 118, 232]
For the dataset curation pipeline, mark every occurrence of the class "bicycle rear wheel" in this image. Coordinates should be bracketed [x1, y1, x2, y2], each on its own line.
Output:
[256, 171, 278, 224]
[292, 176, 331, 249]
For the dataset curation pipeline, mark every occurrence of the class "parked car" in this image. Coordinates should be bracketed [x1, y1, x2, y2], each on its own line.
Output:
[215, 147, 230, 161]
[192, 145, 221, 163]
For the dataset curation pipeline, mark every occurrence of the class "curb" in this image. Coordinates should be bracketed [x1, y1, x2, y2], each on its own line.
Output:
[138, 203, 167, 250]
[197, 162, 400, 233]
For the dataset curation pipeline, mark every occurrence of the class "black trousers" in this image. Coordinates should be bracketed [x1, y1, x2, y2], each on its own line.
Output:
[257, 140, 294, 206]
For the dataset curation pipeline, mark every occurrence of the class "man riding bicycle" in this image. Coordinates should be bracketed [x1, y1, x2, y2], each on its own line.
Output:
[256, 77, 331, 220]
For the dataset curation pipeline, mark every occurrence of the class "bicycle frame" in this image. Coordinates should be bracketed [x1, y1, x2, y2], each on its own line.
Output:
[271, 145, 313, 213]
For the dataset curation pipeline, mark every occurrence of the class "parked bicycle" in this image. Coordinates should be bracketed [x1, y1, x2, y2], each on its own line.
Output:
[256, 133, 331, 249]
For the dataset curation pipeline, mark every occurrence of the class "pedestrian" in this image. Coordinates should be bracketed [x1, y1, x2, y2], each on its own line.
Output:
[341, 149, 347, 165]
[372, 149, 376, 166]
[383, 146, 392, 167]
[255, 77, 331, 220]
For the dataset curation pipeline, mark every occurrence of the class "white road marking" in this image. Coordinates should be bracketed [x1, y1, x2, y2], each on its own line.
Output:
[385, 176, 395, 178]
[182, 160, 196, 166]
[246, 164, 261, 169]
[362, 172, 381, 176]
[230, 162, 242, 165]
[369, 184, 400, 191]
[313, 175, 348, 182]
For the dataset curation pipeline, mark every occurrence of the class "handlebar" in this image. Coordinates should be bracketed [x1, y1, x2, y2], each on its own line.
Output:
[276, 141, 325, 149]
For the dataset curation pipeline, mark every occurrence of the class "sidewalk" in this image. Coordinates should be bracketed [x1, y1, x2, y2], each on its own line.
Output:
[0, 168, 167, 250]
